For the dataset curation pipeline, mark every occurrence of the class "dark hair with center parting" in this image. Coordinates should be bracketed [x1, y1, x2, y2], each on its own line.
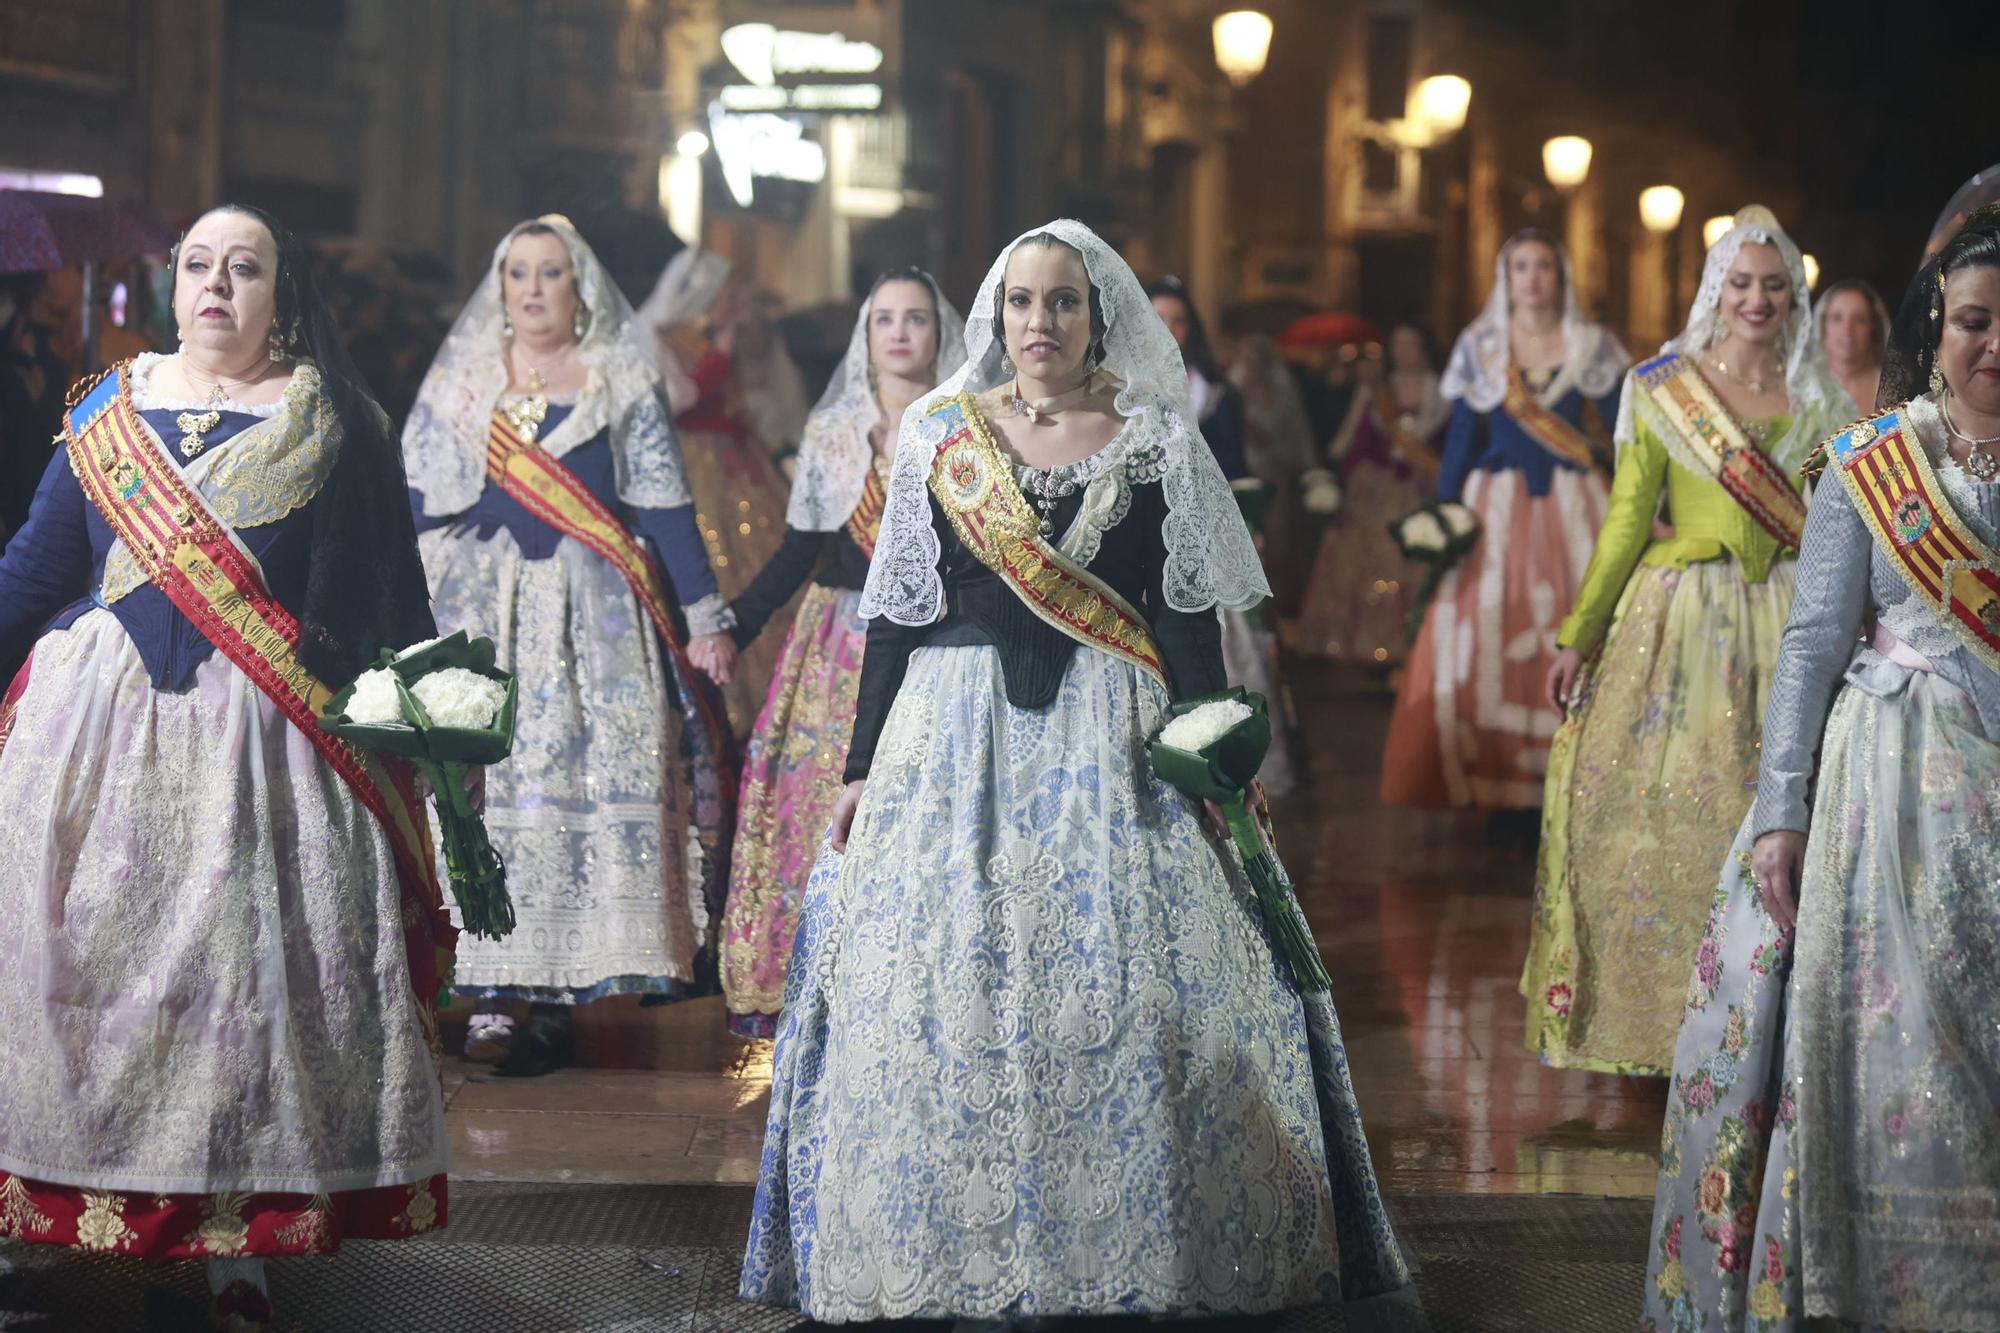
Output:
[1502, 227, 1567, 306]
[868, 266, 940, 317]
[990, 233, 1106, 369]
[1880, 204, 2000, 410]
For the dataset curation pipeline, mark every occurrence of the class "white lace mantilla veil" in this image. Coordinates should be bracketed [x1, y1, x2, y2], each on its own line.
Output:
[1439, 231, 1629, 414]
[859, 219, 1271, 627]
[1616, 203, 1852, 470]
[403, 214, 690, 518]
[786, 272, 968, 532]
[633, 246, 734, 335]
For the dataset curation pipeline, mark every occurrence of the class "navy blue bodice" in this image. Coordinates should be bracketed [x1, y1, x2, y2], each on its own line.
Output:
[408, 403, 717, 607]
[1434, 376, 1624, 502]
[0, 409, 320, 689]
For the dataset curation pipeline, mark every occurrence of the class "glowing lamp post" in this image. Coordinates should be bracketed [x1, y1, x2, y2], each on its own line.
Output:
[1412, 74, 1471, 141]
[1541, 136, 1592, 190]
[1701, 215, 1733, 249]
[1212, 10, 1274, 87]
[1639, 185, 1686, 234]
[1802, 253, 1821, 291]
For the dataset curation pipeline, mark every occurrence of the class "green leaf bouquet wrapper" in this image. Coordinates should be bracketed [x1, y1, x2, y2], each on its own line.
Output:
[317, 631, 520, 941]
[1387, 501, 1483, 643]
[1148, 687, 1331, 992]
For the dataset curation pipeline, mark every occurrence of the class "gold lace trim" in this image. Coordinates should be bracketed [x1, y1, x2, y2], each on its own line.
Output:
[98, 362, 342, 604]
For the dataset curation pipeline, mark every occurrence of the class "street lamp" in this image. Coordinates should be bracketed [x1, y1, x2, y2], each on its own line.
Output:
[1802, 253, 1821, 291]
[1639, 185, 1685, 234]
[1212, 10, 1274, 87]
[676, 129, 711, 158]
[1413, 75, 1471, 141]
[1701, 215, 1733, 249]
[1541, 136, 1592, 190]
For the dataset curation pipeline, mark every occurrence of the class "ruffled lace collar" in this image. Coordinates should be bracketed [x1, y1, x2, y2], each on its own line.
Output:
[129, 351, 287, 419]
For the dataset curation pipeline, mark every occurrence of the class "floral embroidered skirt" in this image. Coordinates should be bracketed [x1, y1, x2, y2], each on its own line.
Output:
[1291, 460, 1428, 667]
[739, 644, 1412, 1324]
[1523, 559, 1794, 1075]
[422, 527, 723, 1003]
[679, 426, 794, 735]
[1645, 653, 2000, 1331]
[721, 584, 867, 1037]
[0, 611, 447, 1256]
[1381, 466, 1608, 810]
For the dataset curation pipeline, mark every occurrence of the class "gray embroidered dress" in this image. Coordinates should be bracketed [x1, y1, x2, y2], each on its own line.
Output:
[1643, 394, 2000, 1332]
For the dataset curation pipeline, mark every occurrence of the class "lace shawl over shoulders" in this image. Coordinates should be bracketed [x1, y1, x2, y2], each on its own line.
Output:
[402, 215, 689, 516]
[858, 220, 1268, 625]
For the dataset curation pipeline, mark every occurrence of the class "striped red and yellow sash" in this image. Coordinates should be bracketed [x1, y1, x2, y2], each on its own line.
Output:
[62, 363, 452, 1061]
[846, 461, 889, 559]
[925, 393, 1168, 688]
[1831, 406, 2000, 674]
[484, 409, 734, 791]
[1635, 352, 1807, 549]
[1502, 366, 1605, 473]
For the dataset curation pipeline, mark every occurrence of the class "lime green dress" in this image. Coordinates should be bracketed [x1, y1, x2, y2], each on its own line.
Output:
[1520, 383, 1833, 1074]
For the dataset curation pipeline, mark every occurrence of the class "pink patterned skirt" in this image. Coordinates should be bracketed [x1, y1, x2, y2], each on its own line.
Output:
[722, 584, 868, 1036]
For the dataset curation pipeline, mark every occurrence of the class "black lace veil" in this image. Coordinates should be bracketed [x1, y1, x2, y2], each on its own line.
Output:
[173, 203, 435, 683]
[1879, 204, 2000, 411]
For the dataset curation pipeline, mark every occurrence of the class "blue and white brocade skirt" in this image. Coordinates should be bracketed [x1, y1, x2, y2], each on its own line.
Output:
[739, 643, 1412, 1323]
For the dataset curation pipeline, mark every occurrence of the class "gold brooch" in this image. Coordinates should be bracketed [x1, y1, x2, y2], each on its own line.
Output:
[176, 408, 222, 455]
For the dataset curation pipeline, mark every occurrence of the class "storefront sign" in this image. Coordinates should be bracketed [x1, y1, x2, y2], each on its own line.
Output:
[709, 109, 827, 208]
[719, 23, 884, 84]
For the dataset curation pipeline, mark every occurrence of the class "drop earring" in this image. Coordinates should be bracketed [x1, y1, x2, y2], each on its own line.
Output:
[1000, 350, 1015, 376]
[1930, 361, 1947, 395]
[573, 306, 588, 342]
[502, 316, 515, 342]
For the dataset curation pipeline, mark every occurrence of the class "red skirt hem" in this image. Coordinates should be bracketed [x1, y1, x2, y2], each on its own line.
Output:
[0, 1168, 447, 1257]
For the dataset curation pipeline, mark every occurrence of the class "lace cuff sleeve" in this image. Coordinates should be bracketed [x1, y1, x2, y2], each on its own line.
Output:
[683, 592, 735, 638]
[615, 389, 693, 509]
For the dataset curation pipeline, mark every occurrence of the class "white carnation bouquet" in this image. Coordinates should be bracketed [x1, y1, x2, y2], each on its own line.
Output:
[1148, 688, 1330, 993]
[319, 631, 520, 939]
[1388, 501, 1482, 638]
[1298, 466, 1345, 518]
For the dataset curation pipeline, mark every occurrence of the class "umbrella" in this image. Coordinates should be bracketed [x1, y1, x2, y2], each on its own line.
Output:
[0, 190, 175, 373]
[0, 193, 64, 274]
[0, 190, 172, 274]
[1277, 311, 1384, 350]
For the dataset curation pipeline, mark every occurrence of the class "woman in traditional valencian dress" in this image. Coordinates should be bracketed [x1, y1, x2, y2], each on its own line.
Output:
[1295, 324, 1450, 667]
[403, 217, 737, 1075]
[1380, 230, 1628, 838]
[634, 251, 804, 732]
[741, 221, 1415, 1327]
[0, 205, 452, 1329]
[1525, 207, 1853, 1077]
[1644, 209, 2000, 1332]
[718, 268, 966, 1038]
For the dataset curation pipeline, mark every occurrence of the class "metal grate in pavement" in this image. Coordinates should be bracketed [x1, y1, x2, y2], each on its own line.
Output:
[0, 1186, 1648, 1332]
